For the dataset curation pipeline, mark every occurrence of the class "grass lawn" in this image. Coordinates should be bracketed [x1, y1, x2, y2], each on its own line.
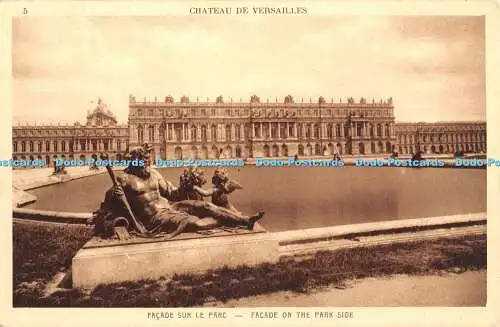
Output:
[13, 221, 486, 307]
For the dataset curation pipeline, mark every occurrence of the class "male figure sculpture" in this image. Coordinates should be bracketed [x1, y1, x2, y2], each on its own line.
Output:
[107, 144, 264, 239]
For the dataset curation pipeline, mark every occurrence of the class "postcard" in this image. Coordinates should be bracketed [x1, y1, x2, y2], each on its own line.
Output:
[1, 1, 499, 326]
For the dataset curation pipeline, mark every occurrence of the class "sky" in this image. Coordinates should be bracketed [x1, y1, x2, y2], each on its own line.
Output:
[12, 15, 485, 125]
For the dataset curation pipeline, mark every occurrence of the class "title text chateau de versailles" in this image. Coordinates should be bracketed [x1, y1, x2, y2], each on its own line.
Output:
[12, 95, 486, 166]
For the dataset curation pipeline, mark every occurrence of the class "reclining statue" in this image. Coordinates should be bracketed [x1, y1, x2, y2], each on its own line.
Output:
[90, 144, 264, 240]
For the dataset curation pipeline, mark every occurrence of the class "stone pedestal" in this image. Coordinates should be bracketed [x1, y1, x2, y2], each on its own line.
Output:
[72, 229, 279, 289]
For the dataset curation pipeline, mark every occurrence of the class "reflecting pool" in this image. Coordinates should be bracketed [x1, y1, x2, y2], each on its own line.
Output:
[25, 166, 486, 232]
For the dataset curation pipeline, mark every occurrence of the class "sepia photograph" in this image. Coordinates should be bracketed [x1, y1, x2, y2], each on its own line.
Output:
[2, 1, 499, 326]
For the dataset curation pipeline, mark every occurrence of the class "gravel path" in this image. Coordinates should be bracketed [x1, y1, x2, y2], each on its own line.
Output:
[205, 270, 486, 307]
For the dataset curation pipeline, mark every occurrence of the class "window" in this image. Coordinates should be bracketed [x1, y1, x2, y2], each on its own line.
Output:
[271, 123, 278, 138]
[148, 125, 155, 141]
[175, 125, 182, 141]
[314, 124, 320, 138]
[191, 125, 197, 141]
[160, 125, 165, 140]
[211, 124, 217, 140]
[183, 124, 189, 140]
[138, 125, 144, 143]
[280, 123, 286, 139]
[288, 123, 294, 138]
[254, 123, 261, 138]
[262, 124, 269, 138]
[235, 124, 241, 140]
[201, 125, 207, 142]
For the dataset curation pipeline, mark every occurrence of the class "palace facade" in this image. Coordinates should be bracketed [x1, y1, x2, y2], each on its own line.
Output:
[12, 95, 487, 167]
[395, 122, 486, 155]
[128, 94, 487, 160]
[12, 99, 129, 167]
[128, 95, 398, 160]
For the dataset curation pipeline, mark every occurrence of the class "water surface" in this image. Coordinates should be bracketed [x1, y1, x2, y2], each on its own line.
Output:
[25, 166, 486, 232]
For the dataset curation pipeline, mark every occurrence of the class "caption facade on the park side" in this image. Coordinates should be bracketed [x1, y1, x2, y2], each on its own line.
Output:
[12, 95, 486, 167]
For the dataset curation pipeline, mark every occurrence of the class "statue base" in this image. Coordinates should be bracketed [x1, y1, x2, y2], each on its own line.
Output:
[72, 223, 279, 289]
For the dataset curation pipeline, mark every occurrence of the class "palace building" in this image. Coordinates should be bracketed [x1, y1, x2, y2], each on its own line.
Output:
[12, 95, 487, 167]
[395, 122, 486, 155]
[128, 95, 398, 160]
[12, 99, 129, 167]
[128, 94, 486, 160]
